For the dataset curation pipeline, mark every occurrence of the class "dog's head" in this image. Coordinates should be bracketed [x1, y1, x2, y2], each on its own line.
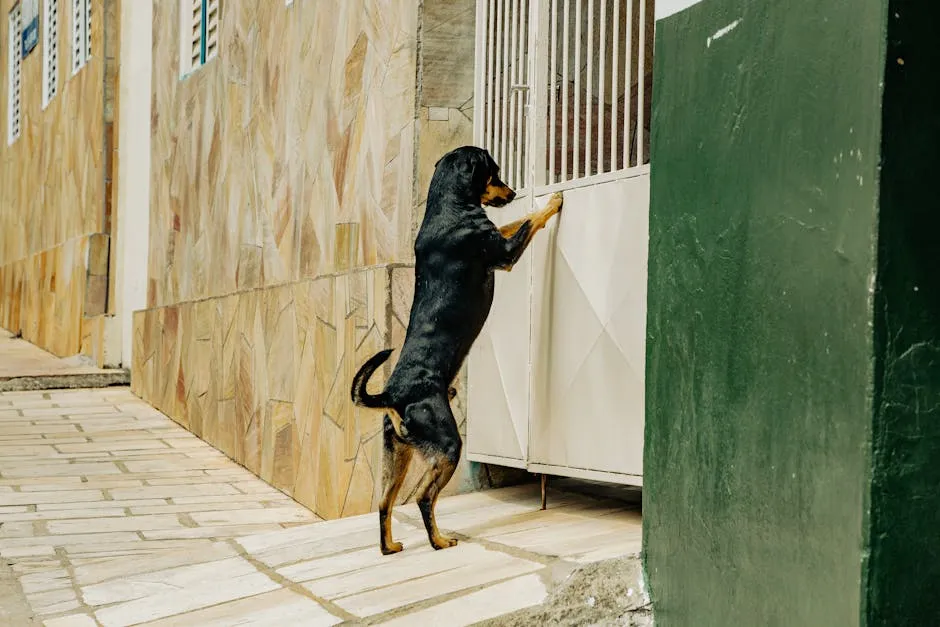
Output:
[434, 146, 516, 207]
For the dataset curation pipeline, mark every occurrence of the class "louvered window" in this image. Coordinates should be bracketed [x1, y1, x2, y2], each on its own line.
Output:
[42, 0, 58, 107]
[183, 0, 219, 75]
[70, 0, 90, 74]
[7, 4, 22, 145]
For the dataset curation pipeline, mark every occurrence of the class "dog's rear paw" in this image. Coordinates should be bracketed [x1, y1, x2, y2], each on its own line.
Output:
[431, 535, 458, 550]
[381, 541, 404, 555]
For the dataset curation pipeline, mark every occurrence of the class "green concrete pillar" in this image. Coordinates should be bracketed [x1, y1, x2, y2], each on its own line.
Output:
[643, 0, 940, 624]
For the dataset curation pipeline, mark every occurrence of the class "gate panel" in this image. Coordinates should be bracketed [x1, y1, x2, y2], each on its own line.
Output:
[528, 179, 647, 483]
[466, 198, 534, 468]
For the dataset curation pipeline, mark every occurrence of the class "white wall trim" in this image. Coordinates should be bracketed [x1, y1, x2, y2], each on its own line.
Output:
[112, 0, 152, 368]
[655, 0, 705, 20]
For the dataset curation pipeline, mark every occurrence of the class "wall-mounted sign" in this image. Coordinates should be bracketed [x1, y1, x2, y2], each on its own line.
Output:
[21, 0, 38, 58]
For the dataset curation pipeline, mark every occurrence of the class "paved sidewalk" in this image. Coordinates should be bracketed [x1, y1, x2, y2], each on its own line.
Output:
[0, 329, 127, 391]
[0, 387, 642, 626]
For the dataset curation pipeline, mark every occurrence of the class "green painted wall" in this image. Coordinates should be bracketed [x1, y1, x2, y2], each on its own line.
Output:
[868, 3, 940, 625]
[643, 1, 886, 625]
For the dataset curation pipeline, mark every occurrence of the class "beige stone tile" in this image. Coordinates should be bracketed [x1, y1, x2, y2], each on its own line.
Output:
[139, 475, 245, 487]
[377, 574, 549, 627]
[140, 525, 286, 540]
[169, 492, 292, 505]
[42, 614, 99, 627]
[19, 479, 143, 492]
[137, 588, 340, 627]
[19, 571, 71, 594]
[122, 458, 232, 473]
[0, 462, 122, 477]
[73, 541, 236, 586]
[278, 527, 430, 584]
[46, 515, 183, 535]
[161, 437, 208, 449]
[26, 587, 77, 610]
[55, 440, 170, 453]
[21, 406, 119, 417]
[63, 539, 221, 559]
[0, 424, 80, 435]
[108, 484, 240, 501]
[128, 501, 267, 516]
[237, 514, 397, 568]
[41, 614, 99, 627]
[82, 556, 258, 606]
[0, 444, 60, 457]
[0, 509, 127, 523]
[93, 572, 280, 627]
[305, 543, 498, 599]
[36, 499, 165, 511]
[230, 480, 285, 495]
[35, 599, 81, 616]
[0, 490, 104, 506]
[0, 521, 38, 538]
[0, 545, 58, 558]
[9, 561, 61, 575]
[314, 546, 544, 617]
[188, 508, 316, 527]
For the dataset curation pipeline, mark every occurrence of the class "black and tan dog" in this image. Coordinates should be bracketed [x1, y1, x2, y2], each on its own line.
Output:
[351, 146, 563, 554]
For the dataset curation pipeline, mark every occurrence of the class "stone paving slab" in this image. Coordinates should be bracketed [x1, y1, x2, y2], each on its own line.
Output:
[0, 387, 642, 626]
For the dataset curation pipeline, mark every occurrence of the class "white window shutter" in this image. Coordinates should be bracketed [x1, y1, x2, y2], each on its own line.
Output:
[42, 0, 59, 107]
[204, 0, 219, 61]
[70, 0, 84, 73]
[182, 0, 220, 75]
[190, 0, 202, 69]
[84, 0, 90, 61]
[7, 4, 22, 144]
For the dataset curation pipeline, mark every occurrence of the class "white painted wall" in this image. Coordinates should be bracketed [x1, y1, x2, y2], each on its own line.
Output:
[112, 0, 152, 367]
[655, 0, 705, 20]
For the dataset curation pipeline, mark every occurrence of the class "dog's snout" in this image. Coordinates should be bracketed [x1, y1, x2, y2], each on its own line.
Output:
[506, 189, 516, 203]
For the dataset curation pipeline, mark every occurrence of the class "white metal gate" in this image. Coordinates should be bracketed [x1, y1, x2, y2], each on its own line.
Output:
[467, 0, 653, 484]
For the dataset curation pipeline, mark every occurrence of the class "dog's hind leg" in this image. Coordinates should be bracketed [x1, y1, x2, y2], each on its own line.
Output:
[379, 413, 413, 555]
[404, 396, 462, 550]
[415, 451, 460, 550]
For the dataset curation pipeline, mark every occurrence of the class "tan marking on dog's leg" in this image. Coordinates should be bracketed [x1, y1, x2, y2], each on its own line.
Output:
[496, 192, 565, 271]
[415, 457, 459, 550]
[379, 415, 413, 555]
[498, 217, 530, 238]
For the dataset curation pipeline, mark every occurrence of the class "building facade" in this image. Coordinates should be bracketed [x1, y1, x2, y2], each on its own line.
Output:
[128, 0, 523, 520]
[0, 0, 120, 364]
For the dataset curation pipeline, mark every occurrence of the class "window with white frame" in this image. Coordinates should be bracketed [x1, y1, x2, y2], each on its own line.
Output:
[7, 4, 22, 145]
[182, 0, 219, 75]
[475, 0, 654, 190]
[43, 0, 59, 107]
[70, 0, 90, 74]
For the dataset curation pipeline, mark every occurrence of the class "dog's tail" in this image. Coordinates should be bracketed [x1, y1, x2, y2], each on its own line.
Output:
[350, 349, 394, 408]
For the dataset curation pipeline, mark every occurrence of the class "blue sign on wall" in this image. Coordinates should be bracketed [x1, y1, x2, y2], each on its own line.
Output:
[21, 0, 38, 58]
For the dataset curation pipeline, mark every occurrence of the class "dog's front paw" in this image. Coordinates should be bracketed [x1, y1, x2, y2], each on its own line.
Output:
[548, 191, 564, 211]
[381, 541, 404, 555]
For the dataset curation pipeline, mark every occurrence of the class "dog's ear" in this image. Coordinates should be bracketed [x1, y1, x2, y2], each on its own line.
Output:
[465, 149, 492, 192]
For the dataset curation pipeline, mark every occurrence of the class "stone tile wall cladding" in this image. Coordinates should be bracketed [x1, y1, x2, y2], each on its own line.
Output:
[134, 0, 523, 519]
[0, 0, 115, 358]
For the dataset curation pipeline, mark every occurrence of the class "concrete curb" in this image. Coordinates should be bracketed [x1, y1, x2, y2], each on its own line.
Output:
[0, 370, 131, 392]
[476, 555, 653, 627]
